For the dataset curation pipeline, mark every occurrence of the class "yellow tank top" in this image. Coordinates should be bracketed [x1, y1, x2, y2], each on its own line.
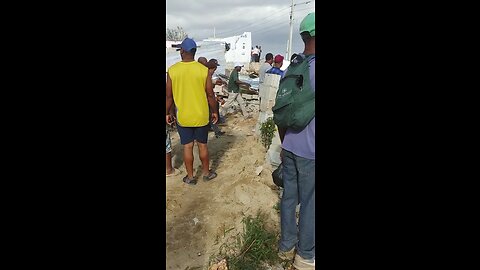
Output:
[168, 61, 209, 127]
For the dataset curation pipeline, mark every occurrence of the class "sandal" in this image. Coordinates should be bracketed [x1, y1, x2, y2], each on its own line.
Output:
[202, 171, 217, 181]
[183, 176, 197, 185]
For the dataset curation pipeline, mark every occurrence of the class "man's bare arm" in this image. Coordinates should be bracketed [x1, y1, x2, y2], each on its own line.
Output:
[205, 75, 217, 111]
[166, 73, 174, 114]
[166, 73, 175, 124]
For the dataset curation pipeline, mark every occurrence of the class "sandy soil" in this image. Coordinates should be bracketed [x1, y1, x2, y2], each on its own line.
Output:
[166, 112, 282, 270]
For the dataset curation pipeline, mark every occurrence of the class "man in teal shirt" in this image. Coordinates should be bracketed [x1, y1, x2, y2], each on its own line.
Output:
[221, 63, 251, 119]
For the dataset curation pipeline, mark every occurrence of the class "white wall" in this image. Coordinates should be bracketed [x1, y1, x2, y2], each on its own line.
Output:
[206, 32, 251, 65]
[166, 32, 252, 72]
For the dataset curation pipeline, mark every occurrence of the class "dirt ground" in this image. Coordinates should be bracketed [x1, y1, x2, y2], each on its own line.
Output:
[166, 112, 282, 270]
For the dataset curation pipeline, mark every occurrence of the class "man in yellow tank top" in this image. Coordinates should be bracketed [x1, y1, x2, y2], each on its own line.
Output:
[166, 38, 218, 185]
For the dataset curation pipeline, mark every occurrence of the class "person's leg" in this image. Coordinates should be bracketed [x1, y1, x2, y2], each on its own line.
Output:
[209, 112, 221, 134]
[279, 149, 299, 252]
[193, 125, 216, 179]
[220, 93, 235, 116]
[216, 101, 221, 119]
[166, 129, 174, 174]
[216, 101, 226, 124]
[197, 142, 210, 175]
[235, 94, 248, 117]
[166, 153, 174, 174]
[176, 125, 195, 179]
[183, 142, 195, 178]
[213, 124, 223, 135]
[296, 155, 316, 260]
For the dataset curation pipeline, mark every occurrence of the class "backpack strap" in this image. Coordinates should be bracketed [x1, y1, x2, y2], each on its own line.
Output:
[280, 74, 303, 87]
[305, 54, 315, 62]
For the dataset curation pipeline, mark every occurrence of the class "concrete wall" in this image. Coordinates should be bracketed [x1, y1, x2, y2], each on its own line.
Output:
[254, 73, 283, 169]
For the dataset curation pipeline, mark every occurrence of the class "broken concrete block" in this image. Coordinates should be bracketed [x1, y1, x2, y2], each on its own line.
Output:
[264, 73, 281, 88]
[267, 148, 282, 167]
[209, 259, 228, 270]
[255, 166, 263, 176]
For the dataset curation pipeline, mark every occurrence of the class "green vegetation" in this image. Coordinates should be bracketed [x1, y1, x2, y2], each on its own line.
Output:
[260, 117, 276, 150]
[166, 26, 188, 41]
[215, 212, 280, 270]
[273, 201, 280, 214]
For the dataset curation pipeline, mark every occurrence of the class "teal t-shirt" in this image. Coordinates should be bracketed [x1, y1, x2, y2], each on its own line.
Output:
[228, 70, 240, 93]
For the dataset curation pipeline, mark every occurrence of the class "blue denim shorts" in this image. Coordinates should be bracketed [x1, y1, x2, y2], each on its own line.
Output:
[176, 124, 209, 145]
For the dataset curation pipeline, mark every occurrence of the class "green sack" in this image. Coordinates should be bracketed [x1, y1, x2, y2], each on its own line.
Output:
[272, 54, 315, 131]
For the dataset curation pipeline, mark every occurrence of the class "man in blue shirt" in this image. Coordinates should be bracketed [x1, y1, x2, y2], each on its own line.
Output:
[266, 54, 285, 77]
[277, 12, 315, 270]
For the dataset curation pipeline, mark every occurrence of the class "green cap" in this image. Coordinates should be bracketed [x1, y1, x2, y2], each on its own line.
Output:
[299, 12, 315, 37]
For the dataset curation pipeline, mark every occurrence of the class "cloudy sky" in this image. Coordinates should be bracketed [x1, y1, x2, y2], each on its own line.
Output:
[166, 0, 315, 58]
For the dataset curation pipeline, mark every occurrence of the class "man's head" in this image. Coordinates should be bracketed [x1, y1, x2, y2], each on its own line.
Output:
[207, 58, 219, 68]
[300, 12, 315, 41]
[265, 53, 273, 64]
[274, 54, 284, 68]
[207, 58, 220, 70]
[234, 62, 243, 71]
[198, 57, 208, 66]
[299, 12, 315, 53]
[177, 38, 197, 59]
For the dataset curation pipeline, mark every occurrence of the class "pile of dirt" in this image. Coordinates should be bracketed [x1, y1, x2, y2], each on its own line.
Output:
[166, 113, 282, 270]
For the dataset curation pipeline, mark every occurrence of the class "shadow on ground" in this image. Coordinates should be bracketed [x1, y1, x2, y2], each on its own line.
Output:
[170, 130, 237, 180]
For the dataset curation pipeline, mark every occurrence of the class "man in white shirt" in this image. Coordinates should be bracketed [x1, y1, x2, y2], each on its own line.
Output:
[252, 46, 260, 62]
[258, 53, 274, 84]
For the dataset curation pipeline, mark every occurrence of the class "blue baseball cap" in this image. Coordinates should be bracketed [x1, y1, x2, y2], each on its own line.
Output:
[176, 38, 197, 52]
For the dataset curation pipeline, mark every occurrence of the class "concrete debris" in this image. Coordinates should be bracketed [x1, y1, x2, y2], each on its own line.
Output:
[255, 166, 263, 176]
[208, 259, 228, 270]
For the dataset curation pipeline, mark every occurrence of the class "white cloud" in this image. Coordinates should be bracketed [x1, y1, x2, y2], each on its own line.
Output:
[166, 0, 315, 57]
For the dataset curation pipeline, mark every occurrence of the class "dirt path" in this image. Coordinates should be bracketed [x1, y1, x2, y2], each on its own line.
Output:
[166, 113, 281, 270]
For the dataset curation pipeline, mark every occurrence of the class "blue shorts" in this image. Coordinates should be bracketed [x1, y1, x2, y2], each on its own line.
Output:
[176, 124, 210, 145]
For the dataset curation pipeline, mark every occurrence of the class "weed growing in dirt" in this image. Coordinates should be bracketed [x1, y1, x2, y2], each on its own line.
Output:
[260, 117, 276, 150]
[214, 211, 280, 270]
[273, 201, 280, 214]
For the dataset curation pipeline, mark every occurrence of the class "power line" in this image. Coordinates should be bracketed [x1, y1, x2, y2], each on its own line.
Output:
[188, 4, 314, 41]
[252, 21, 290, 36]
[194, 11, 291, 40]
[214, 7, 288, 34]
[213, 6, 291, 37]
[213, 10, 295, 39]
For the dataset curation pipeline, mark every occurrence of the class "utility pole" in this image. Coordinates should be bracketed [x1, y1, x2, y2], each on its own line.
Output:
[287, 0, 294, 60]
[287, 0, 311, 60]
